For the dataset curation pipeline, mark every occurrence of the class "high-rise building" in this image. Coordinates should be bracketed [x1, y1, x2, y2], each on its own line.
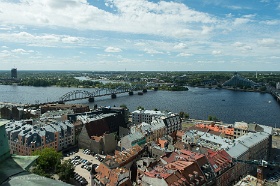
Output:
[11, 68, 17, 79]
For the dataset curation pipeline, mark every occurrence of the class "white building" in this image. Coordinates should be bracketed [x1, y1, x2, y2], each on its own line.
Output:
[276, 82, 280, 90]
[131, 110, 181, 134]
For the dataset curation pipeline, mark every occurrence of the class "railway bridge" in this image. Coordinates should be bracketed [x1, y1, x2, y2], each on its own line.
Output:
[59, 84, 158, 103]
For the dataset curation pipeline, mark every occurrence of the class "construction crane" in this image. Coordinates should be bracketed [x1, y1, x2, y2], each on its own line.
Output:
[233, 159, 280, 185]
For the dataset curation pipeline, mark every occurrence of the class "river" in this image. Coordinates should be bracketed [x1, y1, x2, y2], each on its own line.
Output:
[0, 85, 279, 127]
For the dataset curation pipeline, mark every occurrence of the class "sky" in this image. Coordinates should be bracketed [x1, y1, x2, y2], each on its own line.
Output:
[0, 0, 279, 71]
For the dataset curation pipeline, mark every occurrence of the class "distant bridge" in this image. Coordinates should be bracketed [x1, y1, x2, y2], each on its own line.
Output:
[59, 84, 158, 102]
[271, 89, 280, 102]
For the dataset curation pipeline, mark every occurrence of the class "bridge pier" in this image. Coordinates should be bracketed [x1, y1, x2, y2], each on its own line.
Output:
[129, 91, 134, 95]
[143, 89, 147, 93]
[111, 93, 117, 99]
[88, 97, 95, 102]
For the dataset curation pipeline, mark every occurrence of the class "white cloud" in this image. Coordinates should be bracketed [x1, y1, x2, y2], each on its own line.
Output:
[61, 36, 81, 43]
[233, 14, 255, 25]
[0, 32, 86, 48]
[261, 20, 280, 25]
[233, 18, 250, 25]
[258, 38, 278, 47]
[0, 0, 217, 38]
[260, 0, 270, 3]
[104, 46, 122, 52]
[2, 46, 8, 48]
[134, 42, 146, 46]
[201, 26, 213, 35]
[270, 56, 280, 59]
[226, 5, 251, 10]
[173, 43, 188, 50]
[233, 42, 252, 51]
[177, 52, 192, 57]
[243, 46, 252, 50]
[212, 50, 222, 55]
[144, 48, 163, 54]
[11, 48, 34, 54]
[233, 42, 245, 47]
[12, 49, 26, 53]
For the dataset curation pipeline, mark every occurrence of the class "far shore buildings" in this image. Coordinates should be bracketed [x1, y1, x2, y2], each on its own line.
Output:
[5, 120, 75, 155]
[222, 72, 259, 88]
[276, 82, 280, 90]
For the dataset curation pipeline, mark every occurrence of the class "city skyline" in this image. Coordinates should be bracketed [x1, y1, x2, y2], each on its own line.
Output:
[0, 0, 279, 71]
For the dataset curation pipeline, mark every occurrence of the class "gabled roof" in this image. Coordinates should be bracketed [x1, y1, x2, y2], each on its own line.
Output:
[206, 149, 232, 173]
[165, 170, 189, 185]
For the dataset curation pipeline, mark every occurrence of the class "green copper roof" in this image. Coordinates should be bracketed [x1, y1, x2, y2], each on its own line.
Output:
[2, 172, 70, 186]
[0, 155, 38, 184]
[0, 155, 70, 185]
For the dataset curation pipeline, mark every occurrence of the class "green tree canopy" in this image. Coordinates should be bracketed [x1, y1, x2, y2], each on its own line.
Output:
[58, 160, 75, 183]
[137, 106, 145, 110]
[120, 104, 128, 109]
[32, 148, 62, 176]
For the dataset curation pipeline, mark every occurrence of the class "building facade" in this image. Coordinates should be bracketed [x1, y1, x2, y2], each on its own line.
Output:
[5, 120, 75, 155]
[11, 68, 17, 79]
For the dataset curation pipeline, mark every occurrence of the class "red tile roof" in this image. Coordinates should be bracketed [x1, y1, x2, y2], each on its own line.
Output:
[206, 149, 232, 173]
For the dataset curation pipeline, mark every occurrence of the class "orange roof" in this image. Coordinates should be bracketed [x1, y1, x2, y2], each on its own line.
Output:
[176, 130, 184, 138]
[165, 161, 193, 171]
[195, 123, 234, 136]
[158, 138, 167, 148]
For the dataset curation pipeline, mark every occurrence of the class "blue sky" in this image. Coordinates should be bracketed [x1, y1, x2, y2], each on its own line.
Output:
[0, 0, 279, 71]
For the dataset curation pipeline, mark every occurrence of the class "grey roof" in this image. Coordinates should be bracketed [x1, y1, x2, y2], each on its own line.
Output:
[77, 113, 116, 124]
[259, 124, 273, 135]
[199, 133, 233, 150]
[121, 132, 145, 143]
[5, 120, 74, 147]
[236, 132, 269, 148]
[150, 119, 165, 131]
[226, 141, 248, 158]
[226, 132, 269, 158]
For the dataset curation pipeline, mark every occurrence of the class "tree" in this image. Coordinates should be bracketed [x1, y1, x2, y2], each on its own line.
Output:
[259, 86, 267, 92]
[137, 106, 144, 110]
[153, 108, 159, 111]
[32, 148, 62, 177]
[58, 160, 75, 183]
[179, 111, 185, 119]
[120, 104, 128, 109]
[179, 111, 189, 120]
[208, 115, 219, 121]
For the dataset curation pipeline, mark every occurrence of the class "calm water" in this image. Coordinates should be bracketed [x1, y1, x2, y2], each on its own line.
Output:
[0, 85, 279, 126]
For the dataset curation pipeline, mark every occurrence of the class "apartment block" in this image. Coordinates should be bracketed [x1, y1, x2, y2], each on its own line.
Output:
[132, 110, 165, 124]
[131, 110, 181, 135]
[206, 149, 235, 186]
[5, 120, 75, 155]
[130, 119, 166, 143]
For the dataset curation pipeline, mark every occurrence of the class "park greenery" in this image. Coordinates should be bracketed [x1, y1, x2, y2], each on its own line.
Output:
[31, 147, 74, 183]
